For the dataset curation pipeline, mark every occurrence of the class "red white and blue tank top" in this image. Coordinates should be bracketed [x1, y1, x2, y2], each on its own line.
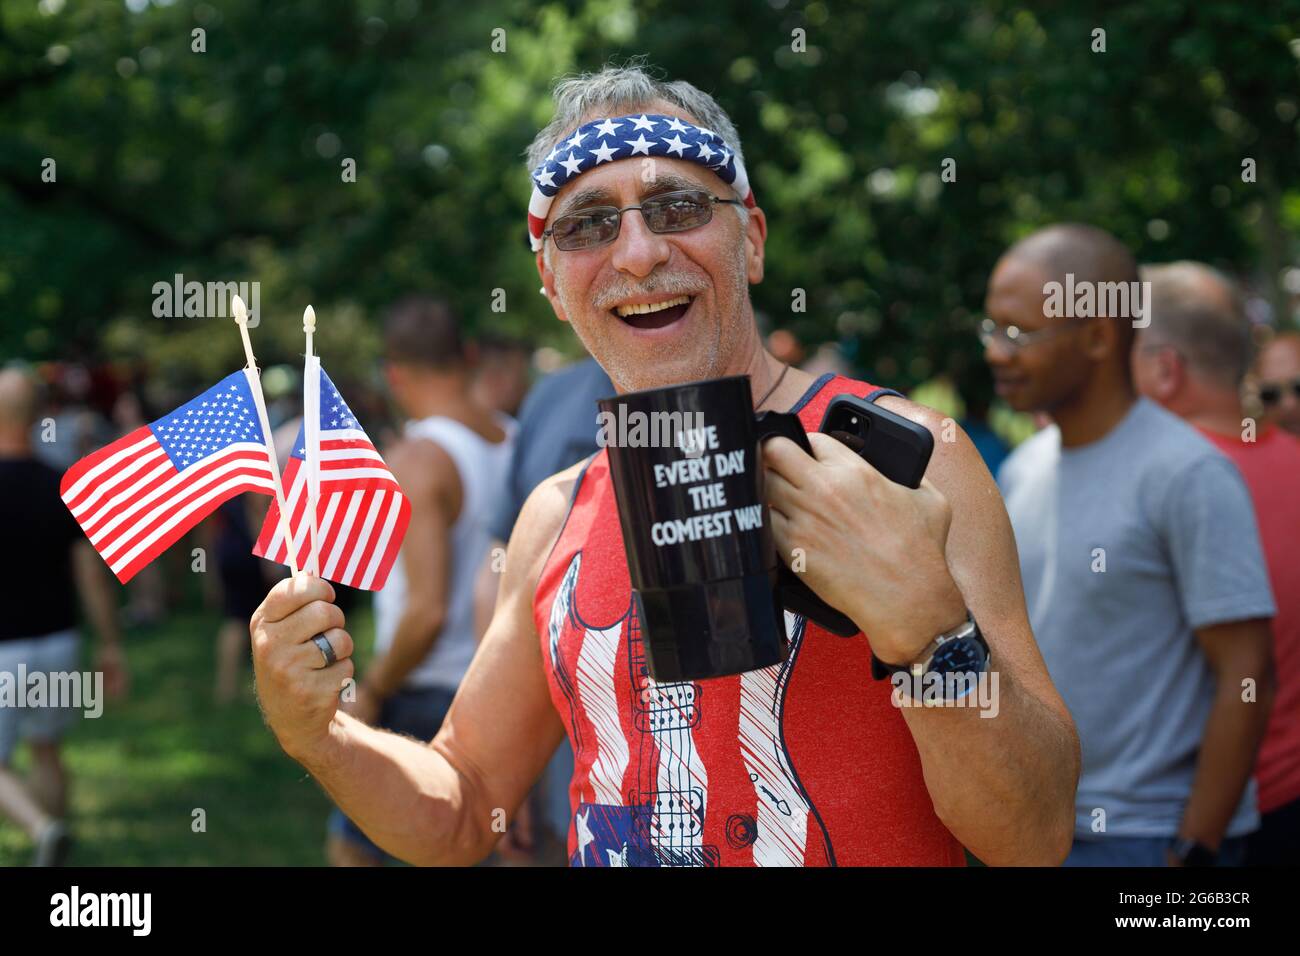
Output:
[532, 373, 964, 866]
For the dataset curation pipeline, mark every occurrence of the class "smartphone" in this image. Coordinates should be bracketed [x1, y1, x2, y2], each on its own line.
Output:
[818, 393, 934, 488]
[776, 393, 936, 636]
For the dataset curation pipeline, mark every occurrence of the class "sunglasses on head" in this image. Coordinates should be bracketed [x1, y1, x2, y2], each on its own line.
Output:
[1259, 377, 1300, 406]
[542, 188, 744, 252]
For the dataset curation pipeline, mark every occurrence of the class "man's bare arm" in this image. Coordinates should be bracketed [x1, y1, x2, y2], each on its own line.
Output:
[250, 461, 583, 865]
[1179, 617, 1274, 854]
[764, 398, 1079, 865]
[73, 541, 122, 647]
[73, 541, 127, 695]
[362, 439, 458, 698]
[878, 397, 1080, 866]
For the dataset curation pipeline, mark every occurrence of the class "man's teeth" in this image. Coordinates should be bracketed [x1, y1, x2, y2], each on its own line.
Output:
[615, 296, 690, 317]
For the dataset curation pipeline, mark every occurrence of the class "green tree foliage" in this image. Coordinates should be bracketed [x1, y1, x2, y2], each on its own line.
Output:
[2, 0, 1297, 395]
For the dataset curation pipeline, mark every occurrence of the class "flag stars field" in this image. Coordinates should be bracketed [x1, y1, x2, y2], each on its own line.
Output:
[58, 369, 279, 583]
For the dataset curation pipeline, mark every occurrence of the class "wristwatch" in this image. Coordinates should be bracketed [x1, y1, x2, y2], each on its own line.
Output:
[870, 613, 990, 699]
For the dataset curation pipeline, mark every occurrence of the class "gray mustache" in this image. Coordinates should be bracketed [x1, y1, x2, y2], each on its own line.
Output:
[594, 276, 705, 310]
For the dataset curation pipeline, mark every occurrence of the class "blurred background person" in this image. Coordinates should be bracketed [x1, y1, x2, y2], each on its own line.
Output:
[109, 386, 166, 628]
[986, 224, 1276, 866]
[0, 367, 127, 865]
[474, 352, 612, 865]
[470, 334, 533, 419]
[1135, 262, 1300, 865]
[28, 364, 110, 475]
[766, 328, 806, 368]
[326, 298, 513, 866]
[766, 326, 858, 380]
[1255, 331, 1300, 438]
[206, 497, 275, 703]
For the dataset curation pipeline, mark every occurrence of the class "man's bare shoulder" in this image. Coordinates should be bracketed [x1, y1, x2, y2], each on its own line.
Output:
[872, 394, 951, 439]
[384, 436, 457, 498]
[873, 394, 993, 490]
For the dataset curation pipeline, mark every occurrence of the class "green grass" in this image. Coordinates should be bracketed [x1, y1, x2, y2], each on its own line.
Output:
[0, 602, 375, 866]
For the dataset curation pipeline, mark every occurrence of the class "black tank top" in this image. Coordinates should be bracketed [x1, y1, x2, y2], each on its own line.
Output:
[0, 456, 83, 640]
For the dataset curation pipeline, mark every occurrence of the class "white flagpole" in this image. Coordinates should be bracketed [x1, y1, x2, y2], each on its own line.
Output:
[302, 305, 323, 577]
[233, 294, 299, 576]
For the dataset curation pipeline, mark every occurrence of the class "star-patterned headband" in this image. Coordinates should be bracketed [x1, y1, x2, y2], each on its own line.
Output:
[527, 113, 755, 251]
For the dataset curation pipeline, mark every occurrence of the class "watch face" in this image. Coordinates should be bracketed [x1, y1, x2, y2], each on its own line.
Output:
[930, 636, 988, 676]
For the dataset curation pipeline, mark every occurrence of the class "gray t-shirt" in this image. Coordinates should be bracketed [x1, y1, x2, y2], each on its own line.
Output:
[998, 398, 1275, 839]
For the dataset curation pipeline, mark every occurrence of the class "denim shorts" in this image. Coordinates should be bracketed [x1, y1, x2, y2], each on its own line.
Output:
[327, 684, 456, 861]
[0, 629, 81, 764]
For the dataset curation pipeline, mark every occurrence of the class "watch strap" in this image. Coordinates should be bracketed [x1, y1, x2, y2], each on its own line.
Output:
[870, 614, 983, 681]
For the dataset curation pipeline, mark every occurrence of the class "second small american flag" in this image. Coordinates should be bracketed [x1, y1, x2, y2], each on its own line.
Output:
[254, 365, 409, 590]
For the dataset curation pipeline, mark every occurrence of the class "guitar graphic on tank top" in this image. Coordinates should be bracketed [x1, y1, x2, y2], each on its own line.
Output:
[549, 550, 830, 866]
[627, 606, 719, 866]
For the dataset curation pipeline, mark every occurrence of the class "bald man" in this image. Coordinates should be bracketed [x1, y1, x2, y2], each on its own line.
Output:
[986, 225, 1276, 867]
[1135, 263, 1300, 865]
[0, 367, 126, 865]
[1256, 332, 1300, 437]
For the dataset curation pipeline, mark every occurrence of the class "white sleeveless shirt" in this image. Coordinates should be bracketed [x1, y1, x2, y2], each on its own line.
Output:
[373, 412, 514, 691]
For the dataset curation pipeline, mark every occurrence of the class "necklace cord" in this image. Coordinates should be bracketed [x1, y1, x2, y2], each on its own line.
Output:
[755, 362, 791, 411]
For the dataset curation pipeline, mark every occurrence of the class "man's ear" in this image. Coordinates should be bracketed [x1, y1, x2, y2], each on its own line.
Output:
[536, 251, 569, 324]
[744, 205, 767, 286]
[1159, 347, 1186, 399]
[1081, 316, 1118, 363]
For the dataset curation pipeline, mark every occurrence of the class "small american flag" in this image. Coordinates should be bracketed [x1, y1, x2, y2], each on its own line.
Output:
[253, 364, 409, 590]
[61, 370, 278, 583]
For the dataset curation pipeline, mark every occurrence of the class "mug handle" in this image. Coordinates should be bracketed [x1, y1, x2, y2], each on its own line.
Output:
[754, 411, 860, 637]
[753, 409, 814, 455]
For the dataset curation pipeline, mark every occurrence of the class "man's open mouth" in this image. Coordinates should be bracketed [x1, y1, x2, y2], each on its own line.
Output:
[611, 295, 694, 330]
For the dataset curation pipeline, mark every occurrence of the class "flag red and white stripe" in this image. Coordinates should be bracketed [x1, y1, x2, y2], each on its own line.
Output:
[60, 370, 278, 583]
[253, 365, 408, 591]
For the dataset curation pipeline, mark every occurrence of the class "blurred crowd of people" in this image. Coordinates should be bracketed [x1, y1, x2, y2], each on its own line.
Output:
[985, 225, 1298, 867]
[2, 220, 1298, 867]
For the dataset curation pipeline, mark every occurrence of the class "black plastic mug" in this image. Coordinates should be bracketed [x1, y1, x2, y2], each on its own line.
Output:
[599, 375, 822, 682]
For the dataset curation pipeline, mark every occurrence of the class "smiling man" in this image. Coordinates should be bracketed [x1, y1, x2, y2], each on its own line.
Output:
[249, 65, 1078, 866]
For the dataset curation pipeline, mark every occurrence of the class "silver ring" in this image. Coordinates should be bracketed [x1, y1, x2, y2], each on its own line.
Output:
[311, 634, 337, 667]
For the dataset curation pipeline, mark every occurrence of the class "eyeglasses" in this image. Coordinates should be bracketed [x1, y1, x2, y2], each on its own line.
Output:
[1259, 377, 1300, 406]
[978, 316, 1091, 351]
[542, 189, 744, 252]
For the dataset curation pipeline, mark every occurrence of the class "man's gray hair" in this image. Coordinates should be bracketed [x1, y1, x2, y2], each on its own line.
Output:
[526, 63, 747, 176]
[527, 64, 751, 265]
[1140, 261, 1254, 388]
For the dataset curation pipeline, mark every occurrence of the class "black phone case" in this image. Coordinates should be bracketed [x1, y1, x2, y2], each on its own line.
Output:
[776, 392, 935, 636]
[818, 393, 934, 489]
